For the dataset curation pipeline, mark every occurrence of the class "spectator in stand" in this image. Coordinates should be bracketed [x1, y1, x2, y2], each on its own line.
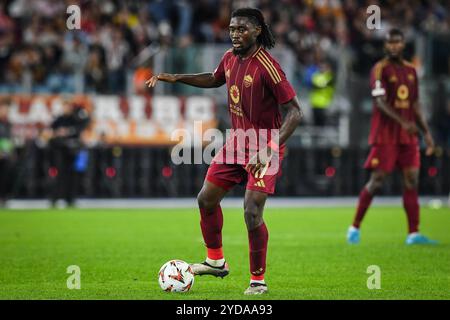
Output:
[0, 0, 448, 95]
[306, 57, 335, 126]
[0, 2, 16, 92]
[45, 99, 90, 208]
[85, 46, 107, 93]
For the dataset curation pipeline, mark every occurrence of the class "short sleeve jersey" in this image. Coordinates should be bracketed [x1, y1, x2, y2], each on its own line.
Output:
[213, 47, 296, 133]
[369, 59, 419, 145]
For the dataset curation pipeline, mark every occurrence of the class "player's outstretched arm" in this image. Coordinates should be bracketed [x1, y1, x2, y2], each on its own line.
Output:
[146, 73, 225, 89]
[374, 96, 418, 134]
[413, 102, 435, 156]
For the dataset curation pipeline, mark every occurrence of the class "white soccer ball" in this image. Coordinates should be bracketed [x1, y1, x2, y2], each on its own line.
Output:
[158, 260, 195, 292]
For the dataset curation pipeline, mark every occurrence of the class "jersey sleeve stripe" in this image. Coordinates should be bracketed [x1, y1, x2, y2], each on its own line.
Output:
[256, 55, 279, 84]
[256, 54, 281, 84]
[374, 59, 387, 81]
[260, 51, 281, 81]
[251, 47, 262, 57]
[257, 52, 282, 83]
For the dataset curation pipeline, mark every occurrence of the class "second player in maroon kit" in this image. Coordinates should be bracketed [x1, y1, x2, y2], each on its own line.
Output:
[364, 56, 420, 172]
[347, 29, 437, 245]
[147, 8, 303, 294]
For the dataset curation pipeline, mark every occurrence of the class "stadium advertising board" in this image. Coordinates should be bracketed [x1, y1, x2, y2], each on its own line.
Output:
[2, 95, 217, 146]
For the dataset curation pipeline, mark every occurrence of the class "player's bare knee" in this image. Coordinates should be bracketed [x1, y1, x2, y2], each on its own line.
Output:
[372, 180, 384, 193]
[244, 209, 262, 230]
[368, 172, 385, 193]
[403, 173, 418, 190]
[244, 201, 264, 230]
[197, 192, 218, 212]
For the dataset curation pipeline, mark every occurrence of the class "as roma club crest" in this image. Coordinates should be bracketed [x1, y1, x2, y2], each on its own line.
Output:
[243, 74, 253, 88]
[389, 75, 398, 83]
[230, 85, 240, 104]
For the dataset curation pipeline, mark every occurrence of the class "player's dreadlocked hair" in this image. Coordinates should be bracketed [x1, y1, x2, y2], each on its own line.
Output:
[231, 7, 275, 49]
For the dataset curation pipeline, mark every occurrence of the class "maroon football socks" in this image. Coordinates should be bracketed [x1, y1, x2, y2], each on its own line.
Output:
[352, 187, 374, 228]
[200, 206, 224, 251]
[403, 188, 419, 233]
[248, 222, 268, 281]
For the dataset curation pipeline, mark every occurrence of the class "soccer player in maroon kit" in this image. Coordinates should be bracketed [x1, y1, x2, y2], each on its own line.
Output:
[147, 8, 303, 294]
[347, 29, 437, 245]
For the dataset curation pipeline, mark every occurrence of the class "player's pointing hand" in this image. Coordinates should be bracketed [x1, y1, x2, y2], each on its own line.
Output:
[145, 73, 178, 88]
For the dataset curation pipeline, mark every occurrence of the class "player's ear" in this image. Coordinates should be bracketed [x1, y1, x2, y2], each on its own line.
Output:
[255, 25, 261, 37]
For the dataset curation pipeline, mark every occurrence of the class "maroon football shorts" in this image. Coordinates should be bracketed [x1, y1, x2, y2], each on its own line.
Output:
[205, 147, 285, 194]
[364, 144, 420, 173]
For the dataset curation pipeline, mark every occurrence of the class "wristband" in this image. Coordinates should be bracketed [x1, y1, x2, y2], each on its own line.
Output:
[268, 140, 279, 152]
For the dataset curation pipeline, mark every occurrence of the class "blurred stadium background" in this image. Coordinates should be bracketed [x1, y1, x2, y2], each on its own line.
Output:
[0, 0, 449, 205]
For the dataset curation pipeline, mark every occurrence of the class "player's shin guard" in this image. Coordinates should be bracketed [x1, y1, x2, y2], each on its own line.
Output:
[403, 188, 419, 233]
[353, 187, 373, 228]
[248, 222, 268, 280]
[200, 206, 224, 258]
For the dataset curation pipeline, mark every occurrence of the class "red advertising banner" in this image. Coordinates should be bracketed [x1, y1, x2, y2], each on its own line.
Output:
[2, 95, 217, 146]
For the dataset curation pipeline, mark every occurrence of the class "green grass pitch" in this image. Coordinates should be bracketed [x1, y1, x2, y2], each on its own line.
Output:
[0, 206, 449, 300]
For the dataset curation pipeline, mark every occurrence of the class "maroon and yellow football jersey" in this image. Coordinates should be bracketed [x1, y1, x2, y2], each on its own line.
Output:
[212, 47, 296, 167]
[369, 59, 419, 145]
[213, 47, 296, 133]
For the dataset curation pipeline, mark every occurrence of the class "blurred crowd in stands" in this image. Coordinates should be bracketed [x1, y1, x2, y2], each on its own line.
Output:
[0, 0, 449, 95]
[0, 0, 449, 142]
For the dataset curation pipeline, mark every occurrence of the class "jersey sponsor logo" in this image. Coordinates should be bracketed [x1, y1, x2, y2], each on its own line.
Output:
[230, 85, 240, 104]
[397, 84, 409, 100]
[229, 104, 243, 117]
[395, 84, 410, 108]
[243, 74, 253, 88]
[394, 99, 410, 109]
